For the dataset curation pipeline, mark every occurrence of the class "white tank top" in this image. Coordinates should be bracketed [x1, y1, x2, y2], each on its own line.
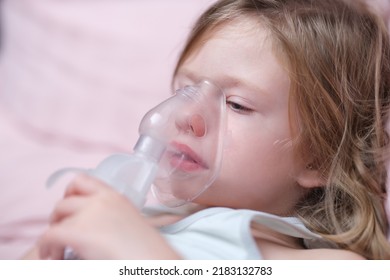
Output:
[155, 207, 333, 259]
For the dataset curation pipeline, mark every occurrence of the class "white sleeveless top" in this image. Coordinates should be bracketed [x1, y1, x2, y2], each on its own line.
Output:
[154, 207, 333, 259]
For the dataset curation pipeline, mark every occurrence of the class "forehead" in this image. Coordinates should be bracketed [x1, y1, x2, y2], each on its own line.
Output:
[200, 17, 273, 57]
[175, 18, 291, 117]
[176, 18, 289, 89]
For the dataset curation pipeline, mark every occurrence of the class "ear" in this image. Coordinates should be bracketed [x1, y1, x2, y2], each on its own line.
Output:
[296, 164, 326, 189]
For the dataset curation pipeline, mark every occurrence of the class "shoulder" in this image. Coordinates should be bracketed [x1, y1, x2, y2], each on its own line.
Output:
[295, 248, 366, 260]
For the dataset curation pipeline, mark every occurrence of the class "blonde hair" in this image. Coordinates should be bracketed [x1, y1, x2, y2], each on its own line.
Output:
[174, 0, 390, 259]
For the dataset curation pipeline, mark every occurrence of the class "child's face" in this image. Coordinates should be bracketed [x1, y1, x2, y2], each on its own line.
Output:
[174, 20, 307, 214]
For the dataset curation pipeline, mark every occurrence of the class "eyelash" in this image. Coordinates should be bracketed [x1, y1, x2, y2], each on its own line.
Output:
[226, 100, 253, 113]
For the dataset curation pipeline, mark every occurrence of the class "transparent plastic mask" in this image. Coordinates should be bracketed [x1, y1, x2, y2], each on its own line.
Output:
[46, 80, 226, 209]
[143, 80, 226, 207]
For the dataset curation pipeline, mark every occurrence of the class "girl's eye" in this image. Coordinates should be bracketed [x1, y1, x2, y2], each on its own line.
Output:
[226, 101, 253, 113]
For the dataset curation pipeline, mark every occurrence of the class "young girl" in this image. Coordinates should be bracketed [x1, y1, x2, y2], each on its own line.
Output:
[29, 0, 390, 259]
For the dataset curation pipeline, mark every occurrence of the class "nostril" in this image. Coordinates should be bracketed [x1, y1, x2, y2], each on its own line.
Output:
[190, 114, 206, 137]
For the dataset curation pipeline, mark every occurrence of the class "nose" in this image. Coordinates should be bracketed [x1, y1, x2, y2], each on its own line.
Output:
[176, 113, 206, 137]
[189, 114, 206, 137]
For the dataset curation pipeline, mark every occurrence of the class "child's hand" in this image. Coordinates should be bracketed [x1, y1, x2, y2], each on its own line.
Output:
[38, 174, 178, 259]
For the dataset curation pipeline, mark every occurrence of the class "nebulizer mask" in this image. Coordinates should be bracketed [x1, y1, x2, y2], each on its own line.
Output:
[47, 80, 226, 209]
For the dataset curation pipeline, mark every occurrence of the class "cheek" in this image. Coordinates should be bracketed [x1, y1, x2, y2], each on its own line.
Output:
[219, 128, 297, 184]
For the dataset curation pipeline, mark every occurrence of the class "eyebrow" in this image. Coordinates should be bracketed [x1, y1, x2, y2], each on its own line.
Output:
[176, 68, 271, 97]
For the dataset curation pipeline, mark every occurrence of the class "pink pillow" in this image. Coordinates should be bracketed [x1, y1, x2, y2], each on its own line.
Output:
[0, 0, 216, 259]
[0, 0, 215, 149]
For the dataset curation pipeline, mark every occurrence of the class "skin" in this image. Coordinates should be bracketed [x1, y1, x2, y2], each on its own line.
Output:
[25, 19, 364, 260]
[174, 19, 308, 215]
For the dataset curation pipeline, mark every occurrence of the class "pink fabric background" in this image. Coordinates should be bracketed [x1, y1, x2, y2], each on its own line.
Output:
[1, 0, 389, 259]
[0, 0, 215, 259]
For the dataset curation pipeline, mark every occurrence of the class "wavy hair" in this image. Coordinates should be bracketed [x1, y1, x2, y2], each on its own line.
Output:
[173, 0, 390, 259]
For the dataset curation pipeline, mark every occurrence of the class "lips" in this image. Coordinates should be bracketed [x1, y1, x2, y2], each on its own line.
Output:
[168, 141, 208, 172]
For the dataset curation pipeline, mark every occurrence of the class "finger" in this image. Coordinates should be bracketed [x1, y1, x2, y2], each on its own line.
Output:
[50, 196, 86, 224]
[64, 173, 109, 198]
[39, 222, 88, 260]
[38, 227, 68, 260]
